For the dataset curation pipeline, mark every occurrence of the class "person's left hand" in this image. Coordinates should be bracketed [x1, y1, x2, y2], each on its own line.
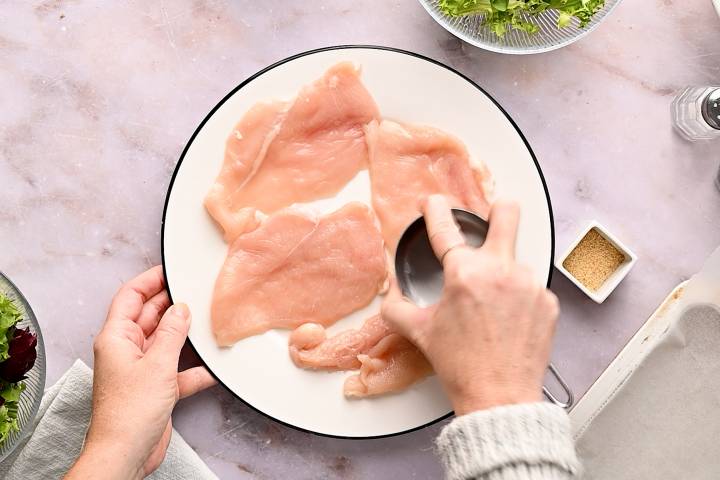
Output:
[66, 266, 216, 479]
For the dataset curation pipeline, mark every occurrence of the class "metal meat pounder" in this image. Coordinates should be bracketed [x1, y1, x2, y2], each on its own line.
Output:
[395, 209, 488, 308]
[394, 208, 574, 409]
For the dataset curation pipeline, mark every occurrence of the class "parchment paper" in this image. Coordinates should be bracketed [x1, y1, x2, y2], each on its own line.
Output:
[577, 247, 720, 480]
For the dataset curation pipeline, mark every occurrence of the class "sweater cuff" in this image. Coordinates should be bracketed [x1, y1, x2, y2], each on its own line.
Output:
[436, 403, 581, 480]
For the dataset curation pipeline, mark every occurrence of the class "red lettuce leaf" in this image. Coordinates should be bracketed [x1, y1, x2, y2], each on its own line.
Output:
[0, 328, 37, 383]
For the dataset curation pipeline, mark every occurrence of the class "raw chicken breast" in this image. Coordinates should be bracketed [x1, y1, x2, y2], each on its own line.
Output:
[204, 101, 288, 242]
[205, 62, 380, 242]
[288, 315, 391, 370]
[211, 202, 387, 346]
[365, 119, 493, 252]
[343, 334, 433, 398]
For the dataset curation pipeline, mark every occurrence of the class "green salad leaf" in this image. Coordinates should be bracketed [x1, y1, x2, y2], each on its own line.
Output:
[0, 295, 22, 362]
[0, 294, 28, 446]
[438, 0, 606, 37]
[0, 382, 24, 403]
[0, 382, 24, 445]
[0, 402, 20, 445]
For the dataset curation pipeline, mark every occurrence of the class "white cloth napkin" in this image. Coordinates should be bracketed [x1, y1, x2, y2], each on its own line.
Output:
[0, 359, 217, 480]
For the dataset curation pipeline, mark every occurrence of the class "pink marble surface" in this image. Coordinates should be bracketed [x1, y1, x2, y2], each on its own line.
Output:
[1, 0, 719, 478]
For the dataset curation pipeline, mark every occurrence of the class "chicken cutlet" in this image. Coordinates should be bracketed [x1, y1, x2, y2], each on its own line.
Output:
[211, 202, 387, 346]
[205, 62, 380, 243]
[365, 119, 492, 252]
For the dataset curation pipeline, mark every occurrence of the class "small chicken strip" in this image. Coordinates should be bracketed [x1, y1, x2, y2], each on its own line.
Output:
[211, 202, 387, 346]
[343, 334, 433, 398]
[289, 315, 391, 371]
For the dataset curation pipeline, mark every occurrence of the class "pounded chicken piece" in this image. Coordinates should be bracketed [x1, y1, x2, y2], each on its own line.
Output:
[365, 119, 492, 252]
[211, 202, 387, 346]
[205, 62, 380, 242]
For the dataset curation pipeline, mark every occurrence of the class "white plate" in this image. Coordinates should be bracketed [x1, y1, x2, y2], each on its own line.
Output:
[162, 46, 554, 438]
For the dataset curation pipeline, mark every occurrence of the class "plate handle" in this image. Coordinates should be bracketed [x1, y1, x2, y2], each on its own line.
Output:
[543, 363, 574, 409]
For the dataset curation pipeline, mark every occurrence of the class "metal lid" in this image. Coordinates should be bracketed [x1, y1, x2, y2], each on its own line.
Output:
[702, 88, 720, 130]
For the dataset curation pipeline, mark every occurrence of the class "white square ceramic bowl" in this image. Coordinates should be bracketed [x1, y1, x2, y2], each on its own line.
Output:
[555, 221, 637, 304]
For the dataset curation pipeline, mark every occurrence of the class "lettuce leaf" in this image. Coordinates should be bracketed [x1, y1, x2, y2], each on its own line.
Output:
[438, 0, 606, 37]
[0, 328, 38, 383]
[0, 406, 20, 444]
[0, 382, 24, 445]
[0, 382, 25, 403]
[0, 295, 22, 362]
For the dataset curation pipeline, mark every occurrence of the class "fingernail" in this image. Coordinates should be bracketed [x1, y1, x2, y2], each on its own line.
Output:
[172, 303, 190, 320]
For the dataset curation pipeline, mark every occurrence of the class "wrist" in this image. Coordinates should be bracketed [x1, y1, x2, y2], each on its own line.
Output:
[451, 385, 542, 416]
[66, 437, 144, 480]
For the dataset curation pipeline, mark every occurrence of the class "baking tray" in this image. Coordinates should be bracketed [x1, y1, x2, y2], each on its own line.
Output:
[569, 246, 720, 478]
[570, 281, 689, 436]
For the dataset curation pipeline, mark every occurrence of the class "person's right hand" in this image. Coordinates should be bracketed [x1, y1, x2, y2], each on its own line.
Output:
[382, 195, 559, 415]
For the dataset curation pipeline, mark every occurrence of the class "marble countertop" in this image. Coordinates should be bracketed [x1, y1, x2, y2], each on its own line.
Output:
[2, 0, 720, 478]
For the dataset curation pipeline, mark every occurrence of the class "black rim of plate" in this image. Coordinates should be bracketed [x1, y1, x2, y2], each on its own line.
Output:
[160, 45, 555, 440]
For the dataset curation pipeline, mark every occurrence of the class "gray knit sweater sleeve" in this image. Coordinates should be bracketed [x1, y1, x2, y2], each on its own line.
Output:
[436, 403, 581, 480]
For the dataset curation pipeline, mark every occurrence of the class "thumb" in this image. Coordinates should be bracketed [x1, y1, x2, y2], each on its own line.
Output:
[381, 279, 427, 345]
[147, 303, 191, 365]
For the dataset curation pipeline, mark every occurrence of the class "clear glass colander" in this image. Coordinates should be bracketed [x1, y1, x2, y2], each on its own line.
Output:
[0, 272, 46, 462]
[418, 0, 623, 54]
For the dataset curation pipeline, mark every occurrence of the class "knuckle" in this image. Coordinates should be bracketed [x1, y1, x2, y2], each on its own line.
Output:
[442, 258, 462, 282]
[517, 265, 534, 279]
[491, 267, 515, 289]
[112, 285, 143, 310]
[433, 219, 457, 235]
[450, 263, 475, 289]
[517, 274, 536, 292]
[442, 250, 457, 268]
[159, 320, 186, 338]
[114, 285, 134, 301]
[507, 266, 535, 291]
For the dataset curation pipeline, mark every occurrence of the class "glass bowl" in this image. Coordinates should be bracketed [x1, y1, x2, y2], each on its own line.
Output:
[417, 0, 623, 54]
[0, 272, 46, 462]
